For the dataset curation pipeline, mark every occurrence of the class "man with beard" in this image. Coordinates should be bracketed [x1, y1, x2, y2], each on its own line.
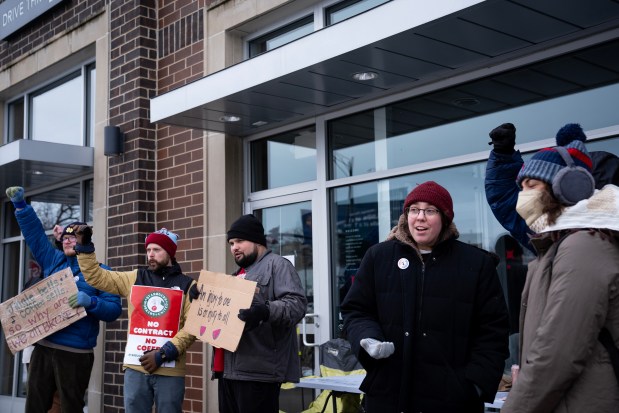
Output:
[73, 226, 197, 413]
[214, 214, 307, 413]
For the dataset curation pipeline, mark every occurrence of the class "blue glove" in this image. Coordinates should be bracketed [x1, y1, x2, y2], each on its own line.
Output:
[69, 291, 95, 309]
[6, 186, 26, 209]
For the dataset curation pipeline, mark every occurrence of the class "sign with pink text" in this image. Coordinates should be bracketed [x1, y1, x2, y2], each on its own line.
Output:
[0, 268, 85, 354]
[124, 285, 183, 366]
[184, 270, 256, 352]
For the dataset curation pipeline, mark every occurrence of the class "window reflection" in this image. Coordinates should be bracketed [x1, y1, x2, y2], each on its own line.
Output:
[253, 202, 314, 377]
[328, 83, 619, 180]
[331, 161, 509, 336]
[30, 184, 82, 230]
[251, 126, 317, 191]
[248, 16, 314, 57]
[326, 0, 390, 25]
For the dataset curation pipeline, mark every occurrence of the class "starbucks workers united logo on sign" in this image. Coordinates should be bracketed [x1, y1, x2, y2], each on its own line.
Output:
[142, 291, 169, 317]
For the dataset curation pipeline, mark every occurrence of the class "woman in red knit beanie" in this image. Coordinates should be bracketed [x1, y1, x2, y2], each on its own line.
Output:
[342, 180, 509, 413]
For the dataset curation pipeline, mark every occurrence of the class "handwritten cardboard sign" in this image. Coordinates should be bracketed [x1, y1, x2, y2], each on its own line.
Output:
[0, 268, 86, 354]
[124, 285, 183, 366]
[184, 270, 257, 352]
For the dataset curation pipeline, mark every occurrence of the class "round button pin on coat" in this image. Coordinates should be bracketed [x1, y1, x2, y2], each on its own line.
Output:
[398, 258, 409, 269]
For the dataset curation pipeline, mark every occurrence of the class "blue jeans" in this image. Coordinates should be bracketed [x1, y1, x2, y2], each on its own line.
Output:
[124, 368, 185, 413]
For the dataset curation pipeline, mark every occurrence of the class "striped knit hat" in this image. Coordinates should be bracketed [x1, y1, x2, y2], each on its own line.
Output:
[145, 228, 179, 258]
[516, 140, 592, 188]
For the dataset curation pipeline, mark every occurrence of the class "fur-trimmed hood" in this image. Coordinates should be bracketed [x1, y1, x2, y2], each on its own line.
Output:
[386, 213, 460, 252]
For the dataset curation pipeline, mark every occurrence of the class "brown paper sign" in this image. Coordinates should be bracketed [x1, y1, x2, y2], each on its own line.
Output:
[184, 270, 256, 352]
[0, 268, 86, 354]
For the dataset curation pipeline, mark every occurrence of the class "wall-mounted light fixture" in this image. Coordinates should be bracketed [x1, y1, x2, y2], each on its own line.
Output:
[104, 125, 124, 156]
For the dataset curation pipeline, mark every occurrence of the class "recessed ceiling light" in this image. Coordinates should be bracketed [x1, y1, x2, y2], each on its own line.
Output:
[252, 120, 268, 127]
[452, 97, 480, 107]
[352, 71, 378, 81]
[219, 115, 241, 122]
[30, 170, 44, 175]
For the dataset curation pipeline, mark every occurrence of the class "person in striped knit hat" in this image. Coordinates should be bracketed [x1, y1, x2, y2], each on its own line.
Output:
[502, 140, 619, 413]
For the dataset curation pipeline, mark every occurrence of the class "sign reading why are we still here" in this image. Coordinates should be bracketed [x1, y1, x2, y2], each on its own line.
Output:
[0, 268, 85, 354]
[184, 270, 257, 352]
[124, 285, 183, 366]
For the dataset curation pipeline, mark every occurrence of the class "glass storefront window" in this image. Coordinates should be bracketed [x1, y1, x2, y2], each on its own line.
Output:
[87, 65, 96, 147]
[253, 202, 314, 377]
[30, 73, 83, 145]
[326, 0, 390, 25]
[30, 184, 83, 230]
[331, 161, 518, 336]
[254, 202, 314, 309]
[0, 242, 19, 396]
[85, 180, 94, 223]
[251, 126, 317, 191]
[4, 202, 22, 238]
[248, 15, 314, 57]
[7, 98, 24, 143]
[328, 82, 619, 179]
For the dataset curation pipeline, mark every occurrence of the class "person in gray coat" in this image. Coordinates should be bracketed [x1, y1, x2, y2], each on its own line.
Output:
[214, 214, 308, 413]
[501, 141, 619, 413]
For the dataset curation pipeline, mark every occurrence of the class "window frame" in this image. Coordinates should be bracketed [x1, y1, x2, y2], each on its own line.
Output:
[3, 60, 96, 147]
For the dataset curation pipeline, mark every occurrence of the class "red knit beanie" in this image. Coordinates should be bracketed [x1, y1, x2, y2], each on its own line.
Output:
[145, 228, 179, 259]
[403, 181, 454, 223]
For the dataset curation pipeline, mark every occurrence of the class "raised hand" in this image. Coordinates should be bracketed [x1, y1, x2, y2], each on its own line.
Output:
[488, 123, 516, 155]
[5, 186, 26, 209]
[73, 225, 95, 254]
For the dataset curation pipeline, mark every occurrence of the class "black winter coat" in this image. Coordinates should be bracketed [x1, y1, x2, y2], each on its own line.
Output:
[342, 216, 509, 413]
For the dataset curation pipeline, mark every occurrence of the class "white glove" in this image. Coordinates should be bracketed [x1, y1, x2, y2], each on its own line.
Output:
[360, 338, 394, 359]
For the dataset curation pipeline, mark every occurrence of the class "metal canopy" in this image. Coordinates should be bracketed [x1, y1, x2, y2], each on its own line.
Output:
[0, 140, 94, 192]
[151, 0, 619, 137]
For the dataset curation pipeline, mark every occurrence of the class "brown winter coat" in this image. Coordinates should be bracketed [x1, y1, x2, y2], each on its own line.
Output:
[502, 230, 619, 413]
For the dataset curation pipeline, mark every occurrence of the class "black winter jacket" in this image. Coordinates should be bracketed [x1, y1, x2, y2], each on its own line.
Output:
[342, 216, 509, 413]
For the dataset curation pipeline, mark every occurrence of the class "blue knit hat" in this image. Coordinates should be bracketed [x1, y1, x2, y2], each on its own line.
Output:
[555, 123, 587, 147]
[516, 140, 592, 188]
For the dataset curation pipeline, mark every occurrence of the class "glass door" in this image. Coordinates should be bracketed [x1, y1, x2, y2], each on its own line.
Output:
[248, 191, 330, 379]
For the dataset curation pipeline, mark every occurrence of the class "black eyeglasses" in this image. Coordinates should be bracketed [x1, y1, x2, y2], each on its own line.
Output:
[406, 207, 440, 217]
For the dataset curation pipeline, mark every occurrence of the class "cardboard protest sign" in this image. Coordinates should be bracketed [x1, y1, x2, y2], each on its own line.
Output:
[184, 270, 257, 352]
[124, 285, 183, 366]
[0, 268, 86, 354]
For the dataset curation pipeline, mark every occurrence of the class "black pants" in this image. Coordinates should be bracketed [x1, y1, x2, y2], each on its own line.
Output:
[218, 378, 281, 413]
[25, 344, 94, 413]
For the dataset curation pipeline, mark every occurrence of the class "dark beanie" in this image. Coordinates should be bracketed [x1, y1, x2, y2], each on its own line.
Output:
[555, 123, 587, 147]
[227, 214, 267, 246]
[62, 222, 87, 238]
[403, 181, 454, 223]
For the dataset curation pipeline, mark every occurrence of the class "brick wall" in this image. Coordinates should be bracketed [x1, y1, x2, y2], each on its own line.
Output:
[106, 0, 206, 411]
[0, 0, 106, 69]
